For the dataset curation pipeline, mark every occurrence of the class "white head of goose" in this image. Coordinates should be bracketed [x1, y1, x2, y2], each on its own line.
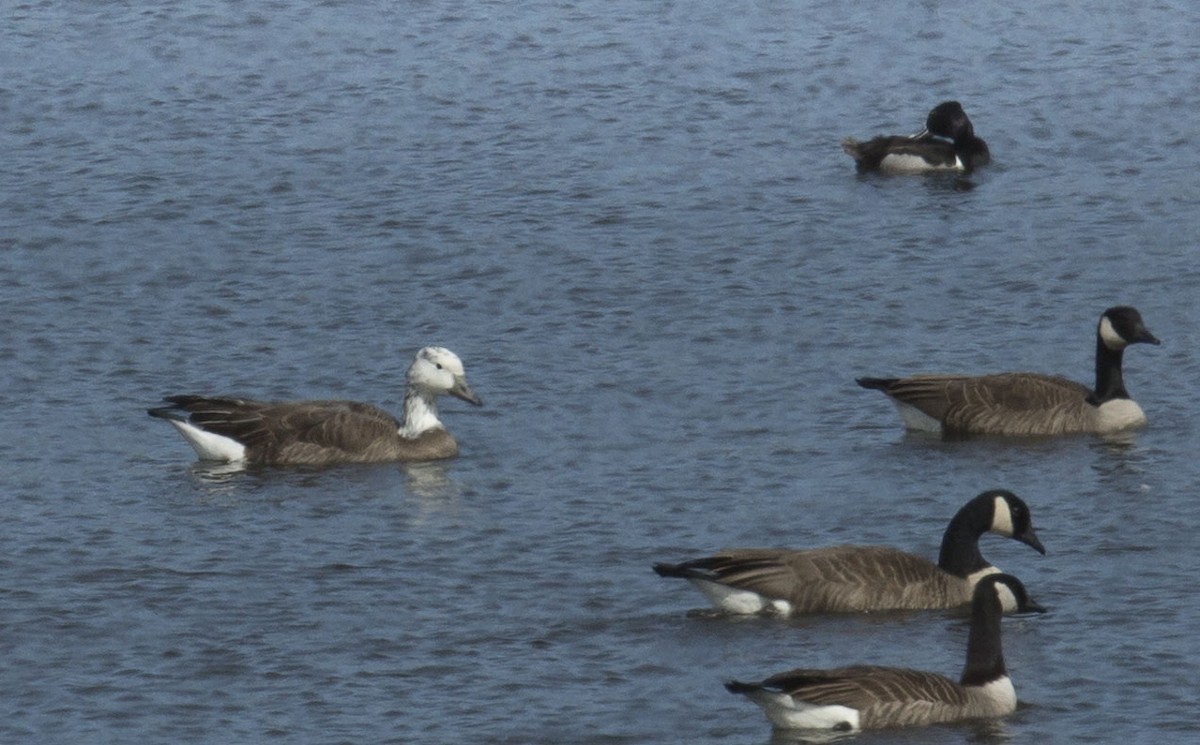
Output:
[857, 306, 1160, 437]
[652, 489, 1044, 615]
[148, 346, 481, 466]
[725, 573, 1043, 733]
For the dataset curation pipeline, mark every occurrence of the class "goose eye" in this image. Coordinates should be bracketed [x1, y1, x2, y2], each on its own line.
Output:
[435, 363, 443, 370]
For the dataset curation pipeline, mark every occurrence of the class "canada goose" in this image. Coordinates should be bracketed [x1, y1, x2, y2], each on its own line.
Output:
[857, 306, 1160, 437]
[148, 346, 481, 466]
[725, 573, 1042, 732]
[652, 489, 1043, 615]
[842, 101, 991, 174]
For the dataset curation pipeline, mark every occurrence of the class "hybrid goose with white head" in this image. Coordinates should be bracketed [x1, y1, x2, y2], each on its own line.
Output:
[857, 306, 1160, 437]
[725, 573, 1042, 733]
[653, 489, 1044, 615]
[148, 346, 481, 466]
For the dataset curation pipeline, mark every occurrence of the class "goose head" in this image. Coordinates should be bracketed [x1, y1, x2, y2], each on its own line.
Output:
[983, 489, 1046, 555]
[1098, 306, 1160, 351]
[978, 573, 1046, 615]
[408, 346, 482, 405]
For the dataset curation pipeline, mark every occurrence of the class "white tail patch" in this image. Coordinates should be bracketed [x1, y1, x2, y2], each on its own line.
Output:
[167, 420, 247, 462]
[892, 401, 943, 432]
[991, 496, 1014, 537]
[740, 688, 862, 731]
[690, 579, 792, 615]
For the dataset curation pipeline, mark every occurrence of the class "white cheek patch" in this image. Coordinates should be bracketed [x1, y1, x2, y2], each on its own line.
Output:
[1098, 316, 1128, 350]
[993, 582, 1019, 613]
[991, 496, 1015, 537]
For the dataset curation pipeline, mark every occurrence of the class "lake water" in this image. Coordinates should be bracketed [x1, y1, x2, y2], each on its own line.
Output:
[3, 1, 1199, 743]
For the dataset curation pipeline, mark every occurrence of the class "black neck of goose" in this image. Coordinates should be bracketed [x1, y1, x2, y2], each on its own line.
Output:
[961, 591, 1006, 686]
[937, 506, 990, 578]
[1090, 335, 1130, 404]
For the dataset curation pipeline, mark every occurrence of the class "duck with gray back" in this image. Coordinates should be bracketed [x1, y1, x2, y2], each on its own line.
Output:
[725, 574, 1043, 733]
[842, 101, 990, 174]
[148, 346, 481, 466]
[653, 489, 1044, 615]
[857, 306, 1160, 437]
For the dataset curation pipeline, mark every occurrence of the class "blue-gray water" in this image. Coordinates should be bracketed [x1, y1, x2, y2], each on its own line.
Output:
[3, 2, 1199, 743]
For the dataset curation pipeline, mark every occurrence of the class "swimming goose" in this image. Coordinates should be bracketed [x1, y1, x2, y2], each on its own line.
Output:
[725, 573, 1042, 732]
[842, 101, 991, 174]
[148, 346, 481, 466]
[652, 489, 1043, 615]
[857, 306, 1160, 437]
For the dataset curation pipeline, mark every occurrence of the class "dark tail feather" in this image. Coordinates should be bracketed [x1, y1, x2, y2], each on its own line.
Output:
[856, 377, 898, 391]
[654, 558, 730, 580]
[147, 395, 216, 421]
[652, 562, 692, 579]
[147, 401, 186, 421]
[724, 680, 763, 695]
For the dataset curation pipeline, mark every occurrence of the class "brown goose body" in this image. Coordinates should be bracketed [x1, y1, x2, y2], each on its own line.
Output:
[653, 490, 1044, 615]
[662, 546, 983, 614]
[150, 396, 462, 465]
[857, 306, 1160, 437]
[149, 346, 480, 467]
[725, 574, 1043, 732]
[858, 373, 1102, 436]
[733, 665, 1006, 730]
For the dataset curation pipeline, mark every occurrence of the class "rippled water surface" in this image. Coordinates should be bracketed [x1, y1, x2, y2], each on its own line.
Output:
[3, 1, 1199, 743]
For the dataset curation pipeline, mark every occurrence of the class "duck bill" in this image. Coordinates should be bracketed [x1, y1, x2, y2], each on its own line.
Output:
[449, 379, 482, 406]
[1135, 327, 1161, 345]
[1020, 596, 1048, 614]
[1018, 528, 1046, 555]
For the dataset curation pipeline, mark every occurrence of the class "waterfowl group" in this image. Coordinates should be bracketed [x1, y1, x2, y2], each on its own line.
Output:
[657, 303, 1159, 735]
[149, 346, 480, 466]
[146, 100, 1159, 738]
